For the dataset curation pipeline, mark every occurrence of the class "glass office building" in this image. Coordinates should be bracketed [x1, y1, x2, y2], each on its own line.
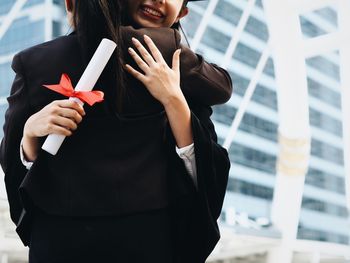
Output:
[0, 0, 67, 138]
[182, 0, 349, 245]
[0, 0, 348, 250]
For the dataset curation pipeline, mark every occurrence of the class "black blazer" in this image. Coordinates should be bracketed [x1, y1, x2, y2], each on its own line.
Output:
[1, 26, 231, 262]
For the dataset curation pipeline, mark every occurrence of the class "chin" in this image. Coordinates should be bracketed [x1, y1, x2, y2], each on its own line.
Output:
[136, 19, 159, 28]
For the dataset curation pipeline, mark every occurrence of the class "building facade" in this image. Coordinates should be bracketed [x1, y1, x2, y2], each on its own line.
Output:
[182, 0, 349, 245]
[0, 0, 67, 139]
[0, 0, 348, 249]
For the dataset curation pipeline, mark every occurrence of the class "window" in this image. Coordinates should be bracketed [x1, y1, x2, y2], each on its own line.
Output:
[214, 1, 242, 25]
[306, 168, 345, 194]
[213, 104, 278, 141]
[309, 108, 342, 137]
[256, 0, 263, 8]
[300, 16, 327, 38]
[227, 178, 274, 200]
[202, 26, 231, 53]
[190, 0, 209, 9]
[182, 10, 202, 38]
[314, 8, 338, 26]
[298, 226, 349, 244]
[311, 138, 344, 165]
[306, 56, 340, 81]
[263, 57, 275, 77]
[308, 78, 341, 109]
[233, 42, 261, 68]
[226, 72, 278, 109]
[302, 197, 348, 218]
[229, 143, 276, 174]
[53, 21, 62, 38]
[245, 16, 269, 41]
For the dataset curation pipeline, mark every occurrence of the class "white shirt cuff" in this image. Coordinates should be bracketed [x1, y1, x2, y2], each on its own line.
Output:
[20, 137, 33, 170]
[176, 143, 197, 188]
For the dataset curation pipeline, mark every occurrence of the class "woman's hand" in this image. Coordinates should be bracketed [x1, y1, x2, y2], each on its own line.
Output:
[125, 35, 194, 148]
[125, 35, 183, 106]
[24, 99, 85, 138]
[22, 99, 85, 161]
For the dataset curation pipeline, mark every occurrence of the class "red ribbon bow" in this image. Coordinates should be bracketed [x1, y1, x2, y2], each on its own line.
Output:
[43, 74, 104, 106]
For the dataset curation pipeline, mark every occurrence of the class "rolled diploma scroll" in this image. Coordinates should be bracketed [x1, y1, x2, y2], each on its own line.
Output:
[41, 38, 117, 155]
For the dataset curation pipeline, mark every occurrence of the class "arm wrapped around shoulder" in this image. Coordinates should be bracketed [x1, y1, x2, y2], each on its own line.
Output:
[180, 46, 233, 105]
[190, 105, 230, 220]
[121, 26, 179, 67]
[164, 104, 230, 261]
[121, 26, 233, 106]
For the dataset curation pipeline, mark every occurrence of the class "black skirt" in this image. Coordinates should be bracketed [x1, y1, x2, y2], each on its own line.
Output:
[28, 207, 174, 263]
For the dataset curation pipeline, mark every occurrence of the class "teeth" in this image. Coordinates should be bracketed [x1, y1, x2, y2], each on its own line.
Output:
[143, 7, 162, 17]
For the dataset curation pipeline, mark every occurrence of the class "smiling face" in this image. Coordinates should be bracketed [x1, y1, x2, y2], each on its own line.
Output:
[126, 0, 189, 28]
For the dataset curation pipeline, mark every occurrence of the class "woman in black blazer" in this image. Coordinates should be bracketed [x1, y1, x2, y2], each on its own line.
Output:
[0, 0, 232, 262]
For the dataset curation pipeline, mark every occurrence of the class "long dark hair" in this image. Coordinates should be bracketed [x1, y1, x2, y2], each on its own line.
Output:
[72, 0, 125, 112]
[172, 0, 190, 46]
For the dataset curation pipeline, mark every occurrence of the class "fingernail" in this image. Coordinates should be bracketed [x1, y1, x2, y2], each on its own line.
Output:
[128, 47, 133, 52]
[132, 37, 137, 42]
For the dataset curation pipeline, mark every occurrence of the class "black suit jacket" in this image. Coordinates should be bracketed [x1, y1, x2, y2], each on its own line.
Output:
[0, 26, 231, 262]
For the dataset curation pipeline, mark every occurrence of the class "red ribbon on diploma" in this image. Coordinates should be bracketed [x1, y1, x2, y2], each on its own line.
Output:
[43, 74, 104, 106]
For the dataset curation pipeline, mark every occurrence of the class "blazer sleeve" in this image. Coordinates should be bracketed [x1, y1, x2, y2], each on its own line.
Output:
[190, 105, 230, 220]
[0, 53, 32, 225]
[179, 45, 233, 106]
[165, 104, 230, 262]
[121, 26, 233, 106]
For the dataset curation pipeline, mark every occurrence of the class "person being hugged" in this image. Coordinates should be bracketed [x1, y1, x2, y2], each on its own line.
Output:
[1, 0, 232, 262]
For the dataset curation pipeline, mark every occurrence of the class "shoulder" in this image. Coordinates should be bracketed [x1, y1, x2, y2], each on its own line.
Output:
[10, 33, 84, 112]
[18, 33, 79, 57]
[121, 26, 181, 47]
[12, 33, 80, 71]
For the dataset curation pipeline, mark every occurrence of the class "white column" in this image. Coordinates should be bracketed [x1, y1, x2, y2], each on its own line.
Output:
[338, 0, 350, 211]
[311, 252, 321, 263]
[44, 0, 53, 41]
[262, 0, 311, 262]
[1, 254, 8, 263]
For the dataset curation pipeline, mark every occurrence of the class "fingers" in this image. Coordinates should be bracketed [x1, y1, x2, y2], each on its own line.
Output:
[57, 107, 84, 124]
[45, 115, 78, 137]
[47, 123, 73, 137]
[124, 64, 147, 83]
[143, 35, 166, 64]
[131, 37, 156, 67]
[172, 49, 181, 73]
[55, 99, 85, 117]
[46, 99, 85, 136]
[53, 115, 78, 131]
[25, 99, 86, 139]
[128, 47, 150, 74]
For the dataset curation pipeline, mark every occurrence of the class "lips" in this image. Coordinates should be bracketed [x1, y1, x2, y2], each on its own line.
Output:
[140, 5, 164, 20]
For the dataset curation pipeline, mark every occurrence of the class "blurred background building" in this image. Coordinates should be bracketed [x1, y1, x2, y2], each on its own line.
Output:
[0, 0, 66, 136]
[182, 0, 349, 244]
[0, 1, 67, 262]
[0, 0, 350, 262]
